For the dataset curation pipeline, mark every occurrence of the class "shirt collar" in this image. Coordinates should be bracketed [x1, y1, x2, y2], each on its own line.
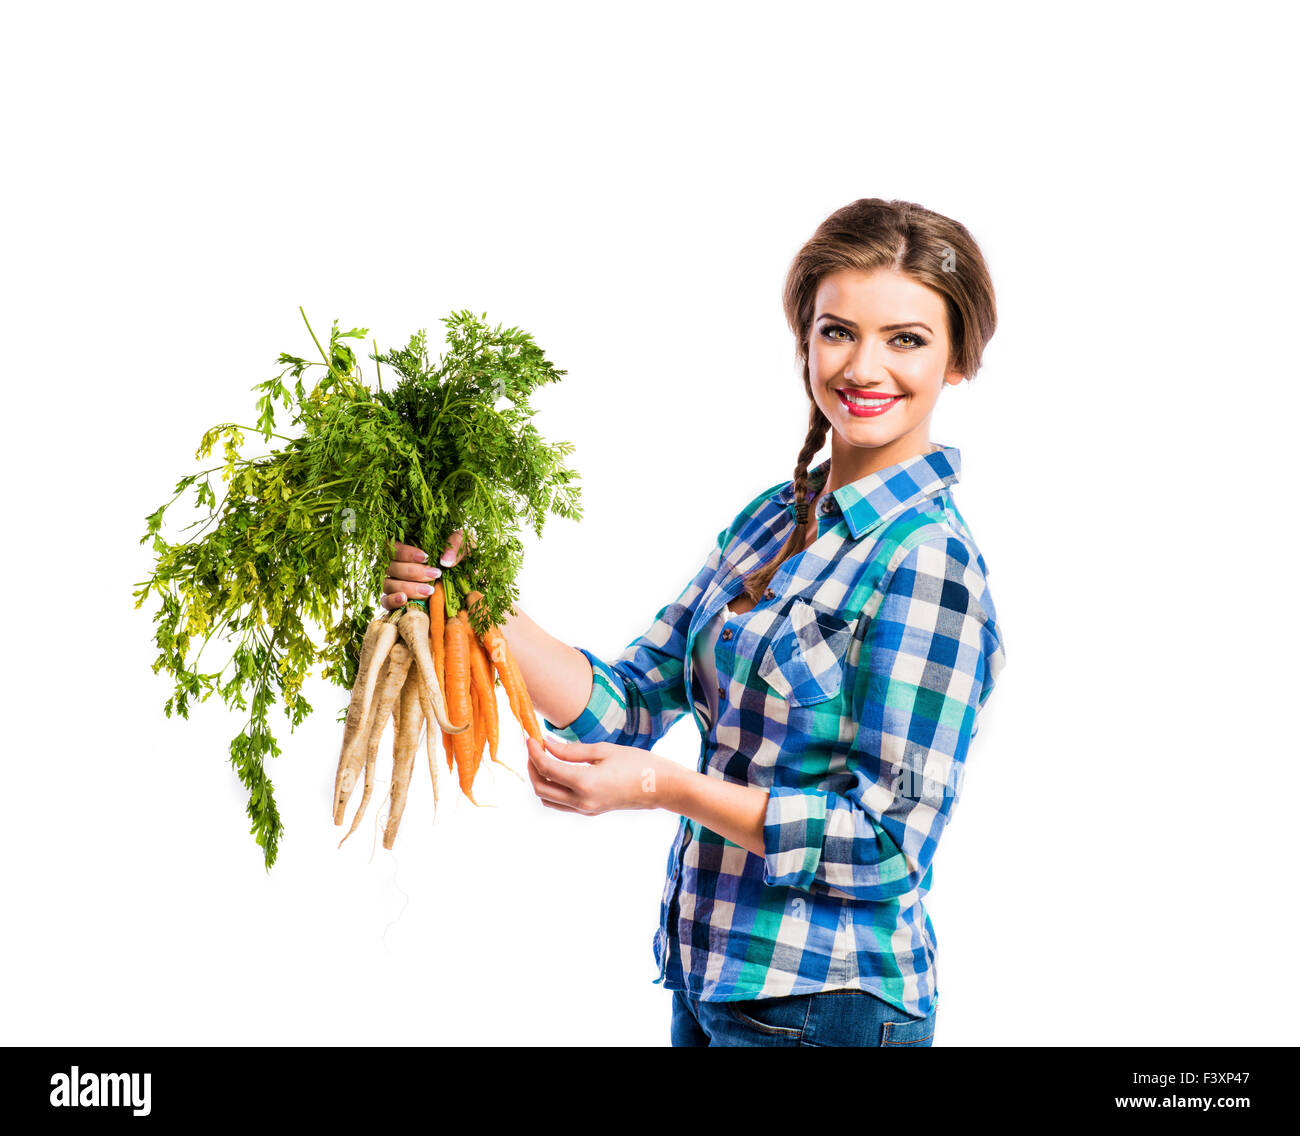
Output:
[767, 442, 962, 541]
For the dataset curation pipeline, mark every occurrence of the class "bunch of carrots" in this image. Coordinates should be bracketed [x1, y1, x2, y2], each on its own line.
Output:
[332, 576, 542, 850]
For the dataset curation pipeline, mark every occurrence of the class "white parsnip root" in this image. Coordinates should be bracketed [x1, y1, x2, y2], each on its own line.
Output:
[334, 640, 412, 826]
[338, 656, 394, 847]
[383, 668, 426, 849]
[332, 613, 400, 820]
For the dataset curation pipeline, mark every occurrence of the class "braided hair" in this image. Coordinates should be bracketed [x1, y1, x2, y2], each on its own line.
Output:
[741, 362, 829, 605]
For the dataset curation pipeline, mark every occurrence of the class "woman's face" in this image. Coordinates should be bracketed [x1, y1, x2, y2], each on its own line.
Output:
[808, 267, 965, 482]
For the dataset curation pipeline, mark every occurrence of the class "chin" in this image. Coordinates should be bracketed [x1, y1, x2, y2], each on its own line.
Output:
[843, 429, 905, 450]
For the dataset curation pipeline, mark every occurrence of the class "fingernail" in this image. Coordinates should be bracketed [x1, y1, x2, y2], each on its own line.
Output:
[395, 593, 406, 604]
[414, 584, 429, 595]
[417, 551, 429, 563]
[439, 550, 456, 566]
[426, 566, 442, 580]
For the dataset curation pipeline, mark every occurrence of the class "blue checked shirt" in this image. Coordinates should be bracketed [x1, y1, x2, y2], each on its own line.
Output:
[542, 442, 1006, 1019]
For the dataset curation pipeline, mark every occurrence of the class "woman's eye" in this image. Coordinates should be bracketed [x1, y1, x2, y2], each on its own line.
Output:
[820, 325, 928, 347]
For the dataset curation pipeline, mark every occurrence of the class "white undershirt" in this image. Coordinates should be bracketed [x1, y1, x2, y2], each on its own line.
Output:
[693, 602, 735, 725]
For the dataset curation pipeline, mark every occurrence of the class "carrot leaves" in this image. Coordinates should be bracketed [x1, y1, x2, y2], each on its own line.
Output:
[134, 309, 582, 869]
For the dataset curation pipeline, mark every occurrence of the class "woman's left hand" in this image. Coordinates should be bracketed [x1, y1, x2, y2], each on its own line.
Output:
[526, 734, 669, 815]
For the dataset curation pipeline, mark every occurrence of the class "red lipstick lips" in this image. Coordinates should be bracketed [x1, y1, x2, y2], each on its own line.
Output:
[836, 389, 902, 418]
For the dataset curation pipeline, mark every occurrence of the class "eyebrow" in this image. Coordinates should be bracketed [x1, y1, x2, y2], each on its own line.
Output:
[817, 313, 933, 334]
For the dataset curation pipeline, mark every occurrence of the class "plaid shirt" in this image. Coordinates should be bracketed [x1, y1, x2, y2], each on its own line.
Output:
[543, 442, 1006, 1019]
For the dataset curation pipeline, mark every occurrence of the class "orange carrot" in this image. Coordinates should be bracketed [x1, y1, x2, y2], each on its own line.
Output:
[430, 580, 454, 775]
[499, 636, 541, 742]
[470, 680, 483, 766]
[468, 624, 503, 769]
[469, 681, 485, 790]
[466, 590, 539, 743]
[428, 581, 446, 663]
[445, 609, 478, 804]
[466, 590, 541, 744]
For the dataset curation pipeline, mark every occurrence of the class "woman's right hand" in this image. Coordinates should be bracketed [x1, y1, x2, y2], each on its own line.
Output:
[381, 530, 471, 611]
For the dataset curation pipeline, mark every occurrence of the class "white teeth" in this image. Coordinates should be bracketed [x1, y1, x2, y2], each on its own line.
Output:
[841, 391, 898, 408]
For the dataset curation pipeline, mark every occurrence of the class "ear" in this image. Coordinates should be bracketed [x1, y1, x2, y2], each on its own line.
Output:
[943, 368, 966, 387]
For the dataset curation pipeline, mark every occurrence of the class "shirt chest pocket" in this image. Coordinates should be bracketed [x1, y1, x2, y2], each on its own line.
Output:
[757, 599, 855, 707]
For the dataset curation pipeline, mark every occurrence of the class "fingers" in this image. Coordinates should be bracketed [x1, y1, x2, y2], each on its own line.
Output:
[381, 531, 470, 612]
[380, 583, 419, 611]
[439, 531, 464, 566]
[538, 735, 600, 764]
[381, 556, 442, 611]
[438, 529, 477, 568]
[384, 560, 442, 587]
[526, 736, 582, 805]
[390, 540, 430, 564]
[539, 797, 581, 813]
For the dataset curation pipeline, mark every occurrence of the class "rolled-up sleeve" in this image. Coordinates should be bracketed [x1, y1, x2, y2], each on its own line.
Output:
[542, 528, 728, 749]
[762, 535, 1006, 899]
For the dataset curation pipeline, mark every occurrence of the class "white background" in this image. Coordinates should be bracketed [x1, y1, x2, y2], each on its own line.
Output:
[3, 0, 1296, 1047]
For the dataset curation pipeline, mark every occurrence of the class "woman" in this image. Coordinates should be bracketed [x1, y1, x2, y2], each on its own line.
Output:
[382, 197, 1007, 1047]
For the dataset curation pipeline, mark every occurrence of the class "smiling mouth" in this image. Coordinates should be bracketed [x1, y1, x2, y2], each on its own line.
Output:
[836, 389, 903, 417]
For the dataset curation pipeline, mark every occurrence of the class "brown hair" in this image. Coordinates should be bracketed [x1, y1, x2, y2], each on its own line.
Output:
[740, 197, 998, 605]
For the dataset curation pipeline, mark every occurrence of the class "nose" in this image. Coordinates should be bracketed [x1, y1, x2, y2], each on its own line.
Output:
[845, 339, 886, 381]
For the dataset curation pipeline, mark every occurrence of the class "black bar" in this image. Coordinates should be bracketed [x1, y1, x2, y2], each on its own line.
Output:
[4, 1046, 1290, 1122]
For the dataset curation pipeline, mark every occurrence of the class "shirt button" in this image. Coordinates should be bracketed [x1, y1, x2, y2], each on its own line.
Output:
[721, 628, 733, 641]
[763, 588, 775, 600]
[717, 686, 725, 701]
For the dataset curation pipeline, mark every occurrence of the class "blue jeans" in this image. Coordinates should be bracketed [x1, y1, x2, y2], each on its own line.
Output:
[670, 987, 937, 1047]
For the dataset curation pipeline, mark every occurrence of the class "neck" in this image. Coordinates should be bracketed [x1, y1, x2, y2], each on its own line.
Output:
[823, 427, 936, 493]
